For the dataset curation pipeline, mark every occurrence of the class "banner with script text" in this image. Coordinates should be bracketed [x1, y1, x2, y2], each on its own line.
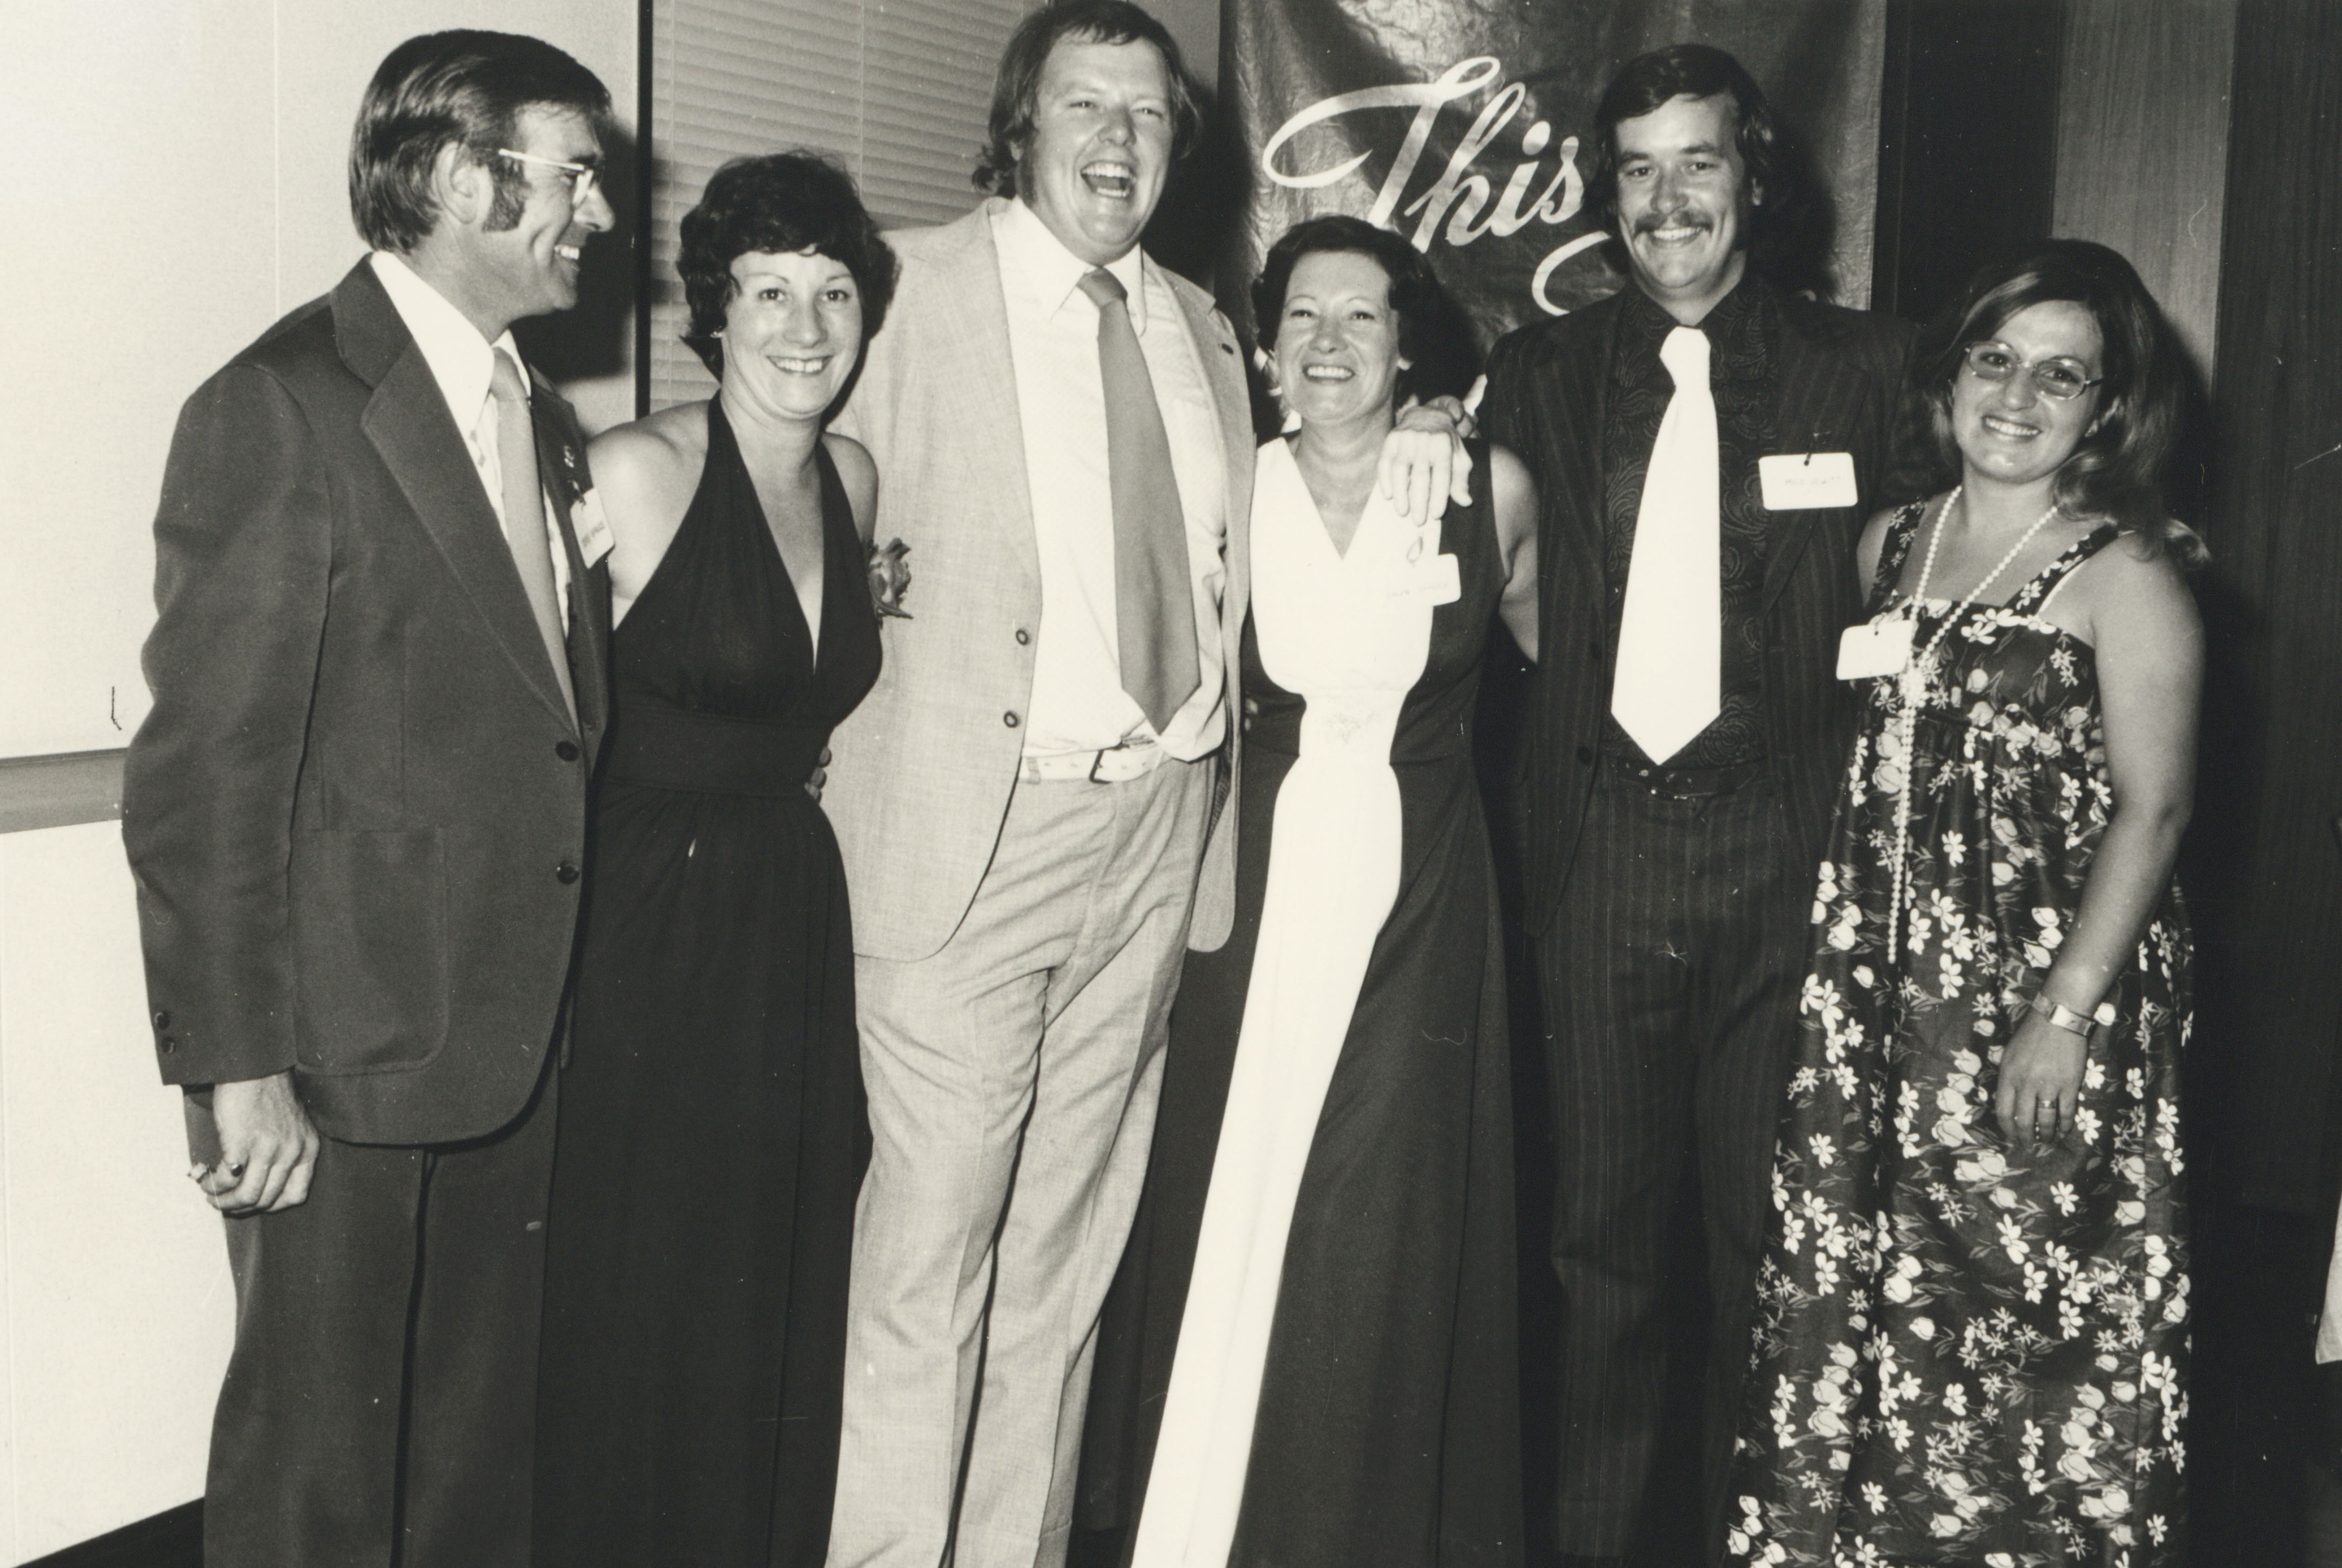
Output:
[1223, 0, 1886, 357]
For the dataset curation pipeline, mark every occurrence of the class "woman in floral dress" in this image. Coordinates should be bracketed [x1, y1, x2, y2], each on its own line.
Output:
[1727, 240, 2203, 1568]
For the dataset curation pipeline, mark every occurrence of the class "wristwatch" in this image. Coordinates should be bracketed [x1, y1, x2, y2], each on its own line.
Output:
[2042, 1003, 2098, 1041]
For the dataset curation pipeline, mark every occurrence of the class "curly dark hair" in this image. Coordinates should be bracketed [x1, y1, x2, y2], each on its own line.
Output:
[1584, 44, 1824, 294]
[1916, 239, 2203, 565]
[973, 0, 1202, 197]
[678, 151, 899, 377]
[1250, 214, 1477, 409]
[349, 30, 612, 252]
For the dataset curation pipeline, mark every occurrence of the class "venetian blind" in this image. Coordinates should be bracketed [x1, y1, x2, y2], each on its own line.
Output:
[646, 0, 1036, 413]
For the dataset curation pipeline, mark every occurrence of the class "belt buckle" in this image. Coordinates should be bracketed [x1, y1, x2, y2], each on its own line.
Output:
[1089, 741, 1139, 782]
[1088, 738, 1159, 783]
[1630, 762, 1681, 798]
[1611, 753, 1699, 798]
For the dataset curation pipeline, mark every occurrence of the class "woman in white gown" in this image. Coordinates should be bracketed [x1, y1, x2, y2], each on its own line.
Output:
[1079, 215, 1540, 1568]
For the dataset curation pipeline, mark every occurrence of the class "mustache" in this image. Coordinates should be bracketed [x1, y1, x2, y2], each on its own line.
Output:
[1632, 211, 1714, 236]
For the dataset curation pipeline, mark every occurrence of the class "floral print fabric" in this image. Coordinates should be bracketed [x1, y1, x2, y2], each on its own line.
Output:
[1727, 502, 2190, 1568]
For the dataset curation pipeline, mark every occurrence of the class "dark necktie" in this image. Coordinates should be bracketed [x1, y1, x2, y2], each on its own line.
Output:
[1078, 267, 1198, 735]
[488, 348, 576, 722]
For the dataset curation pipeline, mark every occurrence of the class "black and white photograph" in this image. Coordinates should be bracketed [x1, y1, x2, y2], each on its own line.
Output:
[1, 2, 2334, 1566]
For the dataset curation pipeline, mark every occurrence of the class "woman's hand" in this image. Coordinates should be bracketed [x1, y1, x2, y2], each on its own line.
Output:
[1984, 535, 2199, 1159]
[1994, 1013, 2087, 1152]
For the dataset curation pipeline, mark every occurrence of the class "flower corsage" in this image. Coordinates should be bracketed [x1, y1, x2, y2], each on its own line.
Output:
[868, 537, 912, 620]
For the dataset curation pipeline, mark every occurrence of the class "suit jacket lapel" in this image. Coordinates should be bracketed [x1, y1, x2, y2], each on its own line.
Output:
[336, 263, 579, 730]
[1761, 304, 1877, 614]
[1167, 277, 1254, 654]
[1546, 303, 1616, 627]
[947, 208, 1043, 595]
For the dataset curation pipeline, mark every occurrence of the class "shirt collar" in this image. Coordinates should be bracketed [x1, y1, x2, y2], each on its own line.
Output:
[370, 250, 528, 426]
[1616, 269, 1769, 381]
[994, 197, 1151, 332]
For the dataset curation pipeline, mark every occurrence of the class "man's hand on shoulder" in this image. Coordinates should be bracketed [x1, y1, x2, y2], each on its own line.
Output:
[1377, 380, 1484, 528]
[199, 1070, 320, 1216]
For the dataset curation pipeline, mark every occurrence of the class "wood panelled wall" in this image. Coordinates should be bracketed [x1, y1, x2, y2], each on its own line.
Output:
[2052, 0, 2236, 523]
[2052, 0, 2235, 377]
[2192, 0, 2342, 1220]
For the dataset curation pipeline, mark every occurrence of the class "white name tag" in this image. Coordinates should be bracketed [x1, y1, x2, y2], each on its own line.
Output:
[1836, 615, 1915, 681]
[571, 487, 615, 569]
[1390, 551, 1462, 606]
[1760, 452, 1859, 511]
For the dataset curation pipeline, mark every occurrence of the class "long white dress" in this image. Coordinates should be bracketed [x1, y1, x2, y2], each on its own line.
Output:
[1129, 438, 1441, 1568]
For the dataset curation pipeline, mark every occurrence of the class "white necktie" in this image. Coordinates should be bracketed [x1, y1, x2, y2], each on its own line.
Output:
[1611, 324, 1720, 763]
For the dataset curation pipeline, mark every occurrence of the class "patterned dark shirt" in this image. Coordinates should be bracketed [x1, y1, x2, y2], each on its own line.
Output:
[1600, 276, 1777, 768]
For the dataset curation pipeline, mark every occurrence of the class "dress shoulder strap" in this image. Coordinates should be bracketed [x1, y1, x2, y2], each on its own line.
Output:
[618, 394, 740, 632]
[2013, 520, 2126, 619]
[703, 390, 743, 478]
[1868, 498, 1932, 610]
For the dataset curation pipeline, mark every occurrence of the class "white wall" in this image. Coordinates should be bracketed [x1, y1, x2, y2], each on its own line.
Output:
[2, 0, 639, 763]
[0, 2, 635, 1558]
[0, 825, 228, 1560]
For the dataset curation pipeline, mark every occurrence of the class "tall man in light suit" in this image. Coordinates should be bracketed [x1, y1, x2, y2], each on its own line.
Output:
[122, 32, 615, 1568]
[819, 8, 1249, 1565]
[1477, 45, 1930, 1568]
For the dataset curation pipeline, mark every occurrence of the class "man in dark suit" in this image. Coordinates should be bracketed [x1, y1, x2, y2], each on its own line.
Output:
[1478, 44, 1930, 1568]
[121, 31, 615, 1568]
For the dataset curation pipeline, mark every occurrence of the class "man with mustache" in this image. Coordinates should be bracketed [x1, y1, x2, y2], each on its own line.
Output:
[1476, 43, 1929, 1567]
[122, 31, 615, 1567]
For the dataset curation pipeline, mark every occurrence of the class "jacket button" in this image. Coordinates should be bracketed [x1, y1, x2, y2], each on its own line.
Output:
[556, 740, 580, 762]
[556, 861, 580, 884]
[1014, 629, 1031, 646]
[1004, 711, 1020, 729]
[1576, 745, 1594, 764]
[160, 1036, 178, 1054]
[153, 1010, 171, 1030]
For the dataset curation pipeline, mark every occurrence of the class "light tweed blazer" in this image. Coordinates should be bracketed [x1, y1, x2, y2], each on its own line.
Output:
[826, 199, 1254, 962]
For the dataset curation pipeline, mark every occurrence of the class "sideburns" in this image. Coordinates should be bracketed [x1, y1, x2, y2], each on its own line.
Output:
[482, 164, 529, 233]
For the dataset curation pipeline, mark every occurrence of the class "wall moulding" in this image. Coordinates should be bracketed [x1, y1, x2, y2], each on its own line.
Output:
[0, 750, 126, 836]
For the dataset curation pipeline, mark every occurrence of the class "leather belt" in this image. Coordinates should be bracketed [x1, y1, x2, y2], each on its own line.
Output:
[1019, 738, 1166, 784]
[1603, 749, 1767, 799]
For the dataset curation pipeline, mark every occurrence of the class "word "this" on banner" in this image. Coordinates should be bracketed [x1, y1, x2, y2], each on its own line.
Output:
[1261, 56, 1606, 315]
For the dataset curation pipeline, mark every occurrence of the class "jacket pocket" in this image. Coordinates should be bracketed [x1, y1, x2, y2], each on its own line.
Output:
[289, 828, 448, 1074]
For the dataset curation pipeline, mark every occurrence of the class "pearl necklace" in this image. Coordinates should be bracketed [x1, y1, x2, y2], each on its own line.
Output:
[1883, 485, 2063, 955]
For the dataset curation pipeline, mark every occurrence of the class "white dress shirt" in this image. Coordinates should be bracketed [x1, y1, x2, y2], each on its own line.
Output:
[992, 200, 1227, 762]
[370, 251, 572, 624]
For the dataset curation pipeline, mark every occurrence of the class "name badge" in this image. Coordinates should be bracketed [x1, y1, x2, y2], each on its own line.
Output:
[571, 487, 615, 569]
[1836, 615, 1915, 681]
[1760, 452, 1859, 511]
[1390, 551, 1462, 607]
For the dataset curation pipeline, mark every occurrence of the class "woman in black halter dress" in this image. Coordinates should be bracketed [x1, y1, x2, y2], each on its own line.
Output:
[534, 153, 897, 1567]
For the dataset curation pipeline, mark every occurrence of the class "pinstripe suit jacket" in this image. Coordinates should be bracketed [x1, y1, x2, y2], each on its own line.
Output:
[1484, 278, 1930, 935]
[825, 201, 1255, 961]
